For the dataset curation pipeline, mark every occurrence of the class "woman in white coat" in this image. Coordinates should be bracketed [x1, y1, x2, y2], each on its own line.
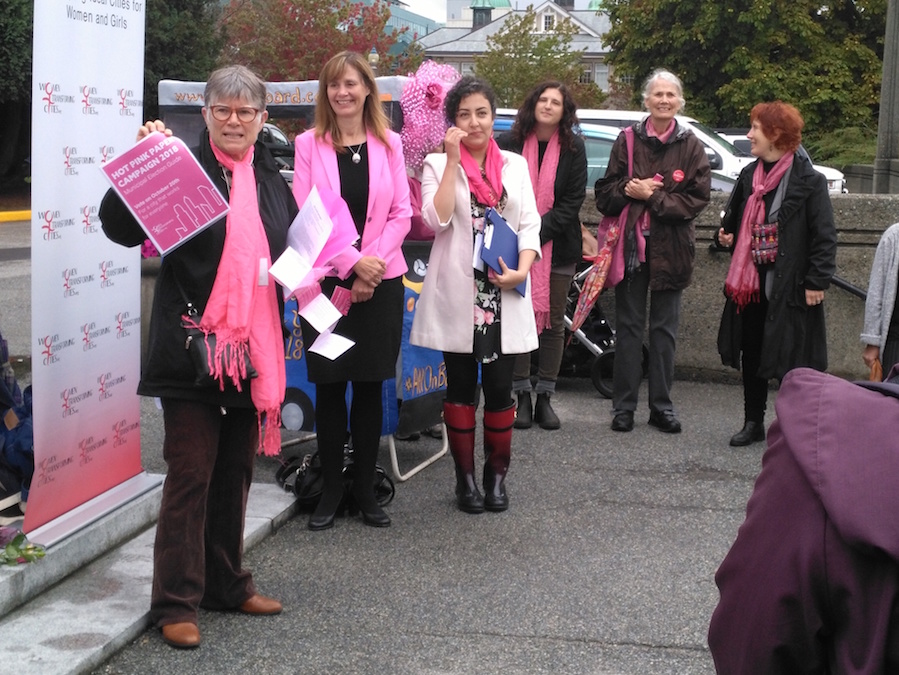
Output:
[410, 76, 541, 513]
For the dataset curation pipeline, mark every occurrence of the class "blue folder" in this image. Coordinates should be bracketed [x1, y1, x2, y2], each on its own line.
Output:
[480, 207, 526, 296]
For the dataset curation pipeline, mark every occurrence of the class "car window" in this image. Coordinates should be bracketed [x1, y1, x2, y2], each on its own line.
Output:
[584, 135, 612, 187]
[267, 125, 290, 146]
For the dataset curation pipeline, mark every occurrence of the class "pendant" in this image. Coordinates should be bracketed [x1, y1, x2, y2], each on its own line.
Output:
[352, 152, 361, 164]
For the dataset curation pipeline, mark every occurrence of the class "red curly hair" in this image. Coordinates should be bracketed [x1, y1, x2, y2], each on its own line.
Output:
[750, 101, 804, 153]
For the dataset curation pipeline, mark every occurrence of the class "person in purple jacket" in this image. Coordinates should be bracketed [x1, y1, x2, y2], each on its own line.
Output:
[708, 367, 899, 673]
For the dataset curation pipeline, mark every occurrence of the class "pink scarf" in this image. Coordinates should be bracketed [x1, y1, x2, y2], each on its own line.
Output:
[204, 138, 286, 456]
[522, 131, 560, 331]
[725, 153, 794, 310]
[460, 138, 504, 207]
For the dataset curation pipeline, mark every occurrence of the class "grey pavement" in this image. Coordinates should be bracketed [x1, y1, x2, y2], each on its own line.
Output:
[0, 217, 764, 674]
[98, 378, 760, 675]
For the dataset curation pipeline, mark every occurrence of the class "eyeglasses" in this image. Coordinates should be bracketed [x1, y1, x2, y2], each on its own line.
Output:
[209, 105, 261, 123]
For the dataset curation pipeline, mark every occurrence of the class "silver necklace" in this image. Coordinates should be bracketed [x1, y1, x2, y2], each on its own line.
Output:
[348, 143, 364, 164]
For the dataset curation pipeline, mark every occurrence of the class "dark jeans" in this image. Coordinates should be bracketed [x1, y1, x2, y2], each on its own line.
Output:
[150, 398, 258, 627]
[513, 271, 572, 395]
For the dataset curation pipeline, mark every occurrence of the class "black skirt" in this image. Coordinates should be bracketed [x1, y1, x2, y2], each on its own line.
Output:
[301, 276, 403, 384]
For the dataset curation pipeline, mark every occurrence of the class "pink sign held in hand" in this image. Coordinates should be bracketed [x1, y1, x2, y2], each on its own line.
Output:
[100, 132, 229, 255]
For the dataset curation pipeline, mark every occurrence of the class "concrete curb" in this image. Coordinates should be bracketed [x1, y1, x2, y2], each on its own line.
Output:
[0, 481, 298, 675]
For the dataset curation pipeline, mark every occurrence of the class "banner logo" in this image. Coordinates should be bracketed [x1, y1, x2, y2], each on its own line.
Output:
[81, 205, 100, 234]
[40, 210, 60, 240]
[39, 82, 68, 114]
[36, 454, 74, 487]
[118, 88, 141, 116]
[80, 84, 112, 116]
[78, 435, 107, 466]
[112, 417, 140, 448]
[39, 332, 76, 365]
[100, 145, 116, 164]
[62, 146, 96, 176]
[99, 259, 129, 289]
[115, 310, 139, 339]
[59, 386, 94, 418]
[62, 267, 96, 298]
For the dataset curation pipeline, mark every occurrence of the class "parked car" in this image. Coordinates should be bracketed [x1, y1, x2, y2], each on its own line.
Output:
[492, 115, 736, 193]
[715, 129, 848, 194]
[259, 122, 294, 171]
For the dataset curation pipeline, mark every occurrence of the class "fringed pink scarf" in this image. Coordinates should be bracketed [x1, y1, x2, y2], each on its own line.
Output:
[460, 138, 504, 207]
[725, 153, 793, 310]
[204, 139, 286, 456]
[523, 131, 560, 331]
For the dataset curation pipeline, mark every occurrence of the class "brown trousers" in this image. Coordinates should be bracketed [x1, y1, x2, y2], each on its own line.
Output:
[150, 398, 258, 627]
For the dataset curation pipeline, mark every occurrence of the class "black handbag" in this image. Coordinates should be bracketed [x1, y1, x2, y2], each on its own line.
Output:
[175, 274, 257, 387]
[275, 442, 395, 509]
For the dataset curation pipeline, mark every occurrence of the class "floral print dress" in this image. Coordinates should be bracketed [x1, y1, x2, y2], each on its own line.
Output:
[471, 187, 508, 364]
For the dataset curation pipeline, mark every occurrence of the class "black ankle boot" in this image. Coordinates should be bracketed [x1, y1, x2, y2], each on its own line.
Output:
[533, 393, 560, 430]
[308, 487, 344, 531]
[729, 420, 766, 447]
[350, 491, 391, 528]
[513, 391, 533, 429]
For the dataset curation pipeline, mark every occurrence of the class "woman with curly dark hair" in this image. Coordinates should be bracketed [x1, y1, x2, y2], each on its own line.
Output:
[410, 76, 541, 513]
[496, 81, 587, 430]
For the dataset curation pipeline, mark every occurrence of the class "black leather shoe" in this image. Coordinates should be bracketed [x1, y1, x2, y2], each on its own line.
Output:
[359, 503, 391, 528]
[534, 393, 561, 430]
[648, 410, 682, 433]
[611, 411, 634, 432]
[308, 510, 336, 531]
[729, 421, 765, 446]
[514, 391, 533, 429]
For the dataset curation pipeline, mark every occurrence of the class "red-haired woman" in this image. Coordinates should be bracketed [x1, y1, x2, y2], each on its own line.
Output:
[716, 101, 836, 446]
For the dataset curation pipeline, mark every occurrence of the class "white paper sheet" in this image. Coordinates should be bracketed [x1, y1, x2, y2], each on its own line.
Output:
[309, 330, 354, 360]
[298, 293, 343, 334]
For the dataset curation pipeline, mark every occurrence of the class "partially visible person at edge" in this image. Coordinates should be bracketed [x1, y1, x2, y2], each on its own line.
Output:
[708, 368, 899, 672]
[99, 65, 296, 650]
[292, 51, 411, 531]
[861, 222, 899, 380]
[496, 81, 587, 432]
[594, 69, 711, 435]
[410, 76, 541, 514]
[716, 101, 836, 446]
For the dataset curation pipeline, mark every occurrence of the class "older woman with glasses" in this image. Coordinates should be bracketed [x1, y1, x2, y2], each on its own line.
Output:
[100, 65, 296, 649]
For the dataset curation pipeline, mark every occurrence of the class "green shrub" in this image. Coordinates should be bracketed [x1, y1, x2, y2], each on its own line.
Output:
[804, 126, 878, 170]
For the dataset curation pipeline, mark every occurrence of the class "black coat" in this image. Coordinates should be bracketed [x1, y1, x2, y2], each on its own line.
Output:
[594, 120, 711, 291]
[99, 130, 298, 406]
[716, 152, 836, 380]
[495, 131, 587, 268]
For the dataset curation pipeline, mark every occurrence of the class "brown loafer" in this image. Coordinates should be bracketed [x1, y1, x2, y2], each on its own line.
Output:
[161, 622, 201, 649]
[239, 593, 282, 615]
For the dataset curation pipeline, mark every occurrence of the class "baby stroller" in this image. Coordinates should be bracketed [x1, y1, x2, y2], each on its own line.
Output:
[561, 263, 648, 398]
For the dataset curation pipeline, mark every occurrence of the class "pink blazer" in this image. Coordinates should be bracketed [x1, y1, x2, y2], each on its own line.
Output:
[293, 129, 412, 280]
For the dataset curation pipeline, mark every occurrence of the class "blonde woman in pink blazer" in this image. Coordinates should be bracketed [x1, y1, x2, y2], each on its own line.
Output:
[292, 51, 411, 531]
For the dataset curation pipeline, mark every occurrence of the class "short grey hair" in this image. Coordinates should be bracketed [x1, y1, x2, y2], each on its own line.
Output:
[204, 65, 267, 110]
[641, 69, 685, 112]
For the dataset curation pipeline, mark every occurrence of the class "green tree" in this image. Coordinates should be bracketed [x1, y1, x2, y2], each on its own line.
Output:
[600, 0, 885, 133]
[144, 0, 224, 119]
[474, 6, 605, 109]
[0, 0, 33, 185]
[219, 0, 410, 82]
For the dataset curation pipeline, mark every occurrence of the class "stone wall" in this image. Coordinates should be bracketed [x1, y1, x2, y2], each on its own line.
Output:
[579, 192, 899, 380]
